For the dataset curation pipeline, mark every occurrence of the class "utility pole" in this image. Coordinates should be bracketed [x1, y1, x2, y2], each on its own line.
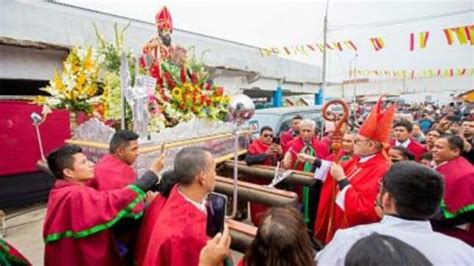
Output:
[320, 0, 330, 104]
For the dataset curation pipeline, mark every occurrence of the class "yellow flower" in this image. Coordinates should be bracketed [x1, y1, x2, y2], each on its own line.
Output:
[33, 95, 47, 105]
[53, 71, 64, 92]
[222, 95, 231, 105]
[171, 87, 183, 100]
[183, 83, 194, 93]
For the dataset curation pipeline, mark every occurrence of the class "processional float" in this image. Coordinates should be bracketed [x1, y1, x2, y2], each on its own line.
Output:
[32, 6, 355, 252]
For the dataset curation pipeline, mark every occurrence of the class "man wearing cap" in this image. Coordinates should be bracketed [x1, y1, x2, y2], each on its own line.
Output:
[298, 98, 396, 244]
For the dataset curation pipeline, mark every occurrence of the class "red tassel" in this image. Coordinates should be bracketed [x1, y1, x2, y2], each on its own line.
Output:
[191, 73, 198, 85]
[180, 65, 187, 83]
[164, 72, 175, 89]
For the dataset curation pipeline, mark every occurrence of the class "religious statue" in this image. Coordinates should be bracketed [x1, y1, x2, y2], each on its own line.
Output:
[142, 6, 187, 76]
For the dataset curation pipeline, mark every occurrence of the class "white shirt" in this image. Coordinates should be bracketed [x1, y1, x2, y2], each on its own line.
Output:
[396, 138, 411, 148]
[178, 189, 207, 213]
[316, 215, 474, 266]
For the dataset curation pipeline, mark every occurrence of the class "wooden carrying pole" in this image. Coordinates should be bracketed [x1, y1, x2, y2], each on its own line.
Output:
[222, 161, 316, 186]
[214, 176, 298, 208]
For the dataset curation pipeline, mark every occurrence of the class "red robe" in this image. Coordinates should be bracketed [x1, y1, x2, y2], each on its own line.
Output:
[285, 137, 330, 171]
[390, 138, 427, 161]
[142, 186, 208, 266]
[0, 239, 31, 265]
[280, 129, 296, 151]
[89, 154, 137, 190]
[435, 156, 474, 245]
[247, 139, 277, 225]
[43, 180, 145, 266]
[314, 153, 390, 244]
[134, 195, 167, 266]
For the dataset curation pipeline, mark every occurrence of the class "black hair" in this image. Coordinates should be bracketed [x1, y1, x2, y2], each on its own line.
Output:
[47, 144, 83, 179]
[345, 233, 432, 266]
[155, 170, 177, 198]
[292, 115, 303, 121]
[382, 161, 444, 220]
[109, 130, 139, 154]
[174, 147, 212, 186]
[244, 207, 315, 266]
[391, 146, 415, 161]
[426, 129, 443, 136]
[440, 134, 464, 153]
[420, 152, 433, 161]
[393, 120, 413, 132]
[260, 126, 273, 135]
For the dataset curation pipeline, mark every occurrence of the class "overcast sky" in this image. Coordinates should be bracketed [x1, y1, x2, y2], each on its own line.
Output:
[58, 0, 473, 82]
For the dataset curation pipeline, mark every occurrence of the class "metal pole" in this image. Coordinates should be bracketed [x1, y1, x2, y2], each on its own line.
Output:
[353, 55, 358, 102]
[34, 124, 45, 161]
[228, 127, 239, 218]
[321, 0, 330, 103]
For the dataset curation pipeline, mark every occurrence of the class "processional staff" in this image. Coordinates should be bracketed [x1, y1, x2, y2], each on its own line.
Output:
[321, 99, 350, 162]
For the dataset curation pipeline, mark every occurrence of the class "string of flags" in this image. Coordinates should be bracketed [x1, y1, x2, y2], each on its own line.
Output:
[349, 68, 474, 80]
[260, 24, 473, 56]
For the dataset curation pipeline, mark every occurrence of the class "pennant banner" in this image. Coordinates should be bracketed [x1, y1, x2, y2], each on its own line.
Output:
[350, 68, 474, 80]
[443, 25, 473, 46]
[259, 24, 473, 57]
[410, 31, 430, 51]
[370, 37, 384, 51]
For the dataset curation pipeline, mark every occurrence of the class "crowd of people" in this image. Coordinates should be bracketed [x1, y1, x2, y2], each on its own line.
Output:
[1, 97, 473, 266]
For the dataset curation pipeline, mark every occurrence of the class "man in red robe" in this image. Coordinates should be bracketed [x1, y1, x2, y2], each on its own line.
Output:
[134, 170, 175, 265]
[431, 135, 474, 246]
[245, 126, 282, 225]
[89, 130, 139, 190]
[301, 98, 396, 244]
[88, 130, 146, 262]
[282, 119, 330, 230]
[0, 239, 31, 265]
[390, 120, 427, 161]
[43, 144, 162, 266]
[279, 115, 302, 151]
[141, 147, 216, 266]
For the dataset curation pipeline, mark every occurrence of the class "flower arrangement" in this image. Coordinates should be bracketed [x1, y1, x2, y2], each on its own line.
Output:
[34, 46, 103, 115]
[35, 8, 231, 132]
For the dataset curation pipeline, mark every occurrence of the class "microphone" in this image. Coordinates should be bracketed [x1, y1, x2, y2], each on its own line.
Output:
[31, 112, 43, 125]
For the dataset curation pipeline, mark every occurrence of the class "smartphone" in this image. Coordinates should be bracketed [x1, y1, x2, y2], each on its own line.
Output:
[273, 136, 280, 145]
[206, 192, 228, 237]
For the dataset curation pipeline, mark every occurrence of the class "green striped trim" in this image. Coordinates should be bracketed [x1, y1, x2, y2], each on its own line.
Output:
[44, 185, 145, 243]
[0, 239, 30, 266]
[440, 200, 474, 219]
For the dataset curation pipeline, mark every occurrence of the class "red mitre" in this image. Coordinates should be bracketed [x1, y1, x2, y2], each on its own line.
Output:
[358, 97, 396, 145]
[155, 6, 173, 32]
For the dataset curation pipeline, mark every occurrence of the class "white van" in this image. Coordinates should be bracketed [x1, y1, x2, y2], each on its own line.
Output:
[246, 105, 323, 139]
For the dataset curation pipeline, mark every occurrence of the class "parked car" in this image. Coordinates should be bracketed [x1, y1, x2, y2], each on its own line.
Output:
[246, 105, 323, 139]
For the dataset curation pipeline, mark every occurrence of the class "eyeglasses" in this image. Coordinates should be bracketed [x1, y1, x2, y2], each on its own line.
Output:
[354, 138, 370, 144]
[262, 134, 273, 138]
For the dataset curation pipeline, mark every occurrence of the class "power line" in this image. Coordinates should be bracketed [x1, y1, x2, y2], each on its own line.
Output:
[330, 9, 474, 31]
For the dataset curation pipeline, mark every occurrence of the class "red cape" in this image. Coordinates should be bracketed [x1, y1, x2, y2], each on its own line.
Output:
[43, 180, 145, 266]
[285, 137, 330, 171]
[248, 139, 278, 166]
[134, 195, 167, 266]
[0, 239, 31, 265]
[280, 129, 295, 150]
[142, 186, 208, 266]
[390, 138, 427, 161]
[247, 139, 276, 225]
[314, 153, 390, 244]
[436, 157, 474, 216]
[90, 154, 137, 190]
